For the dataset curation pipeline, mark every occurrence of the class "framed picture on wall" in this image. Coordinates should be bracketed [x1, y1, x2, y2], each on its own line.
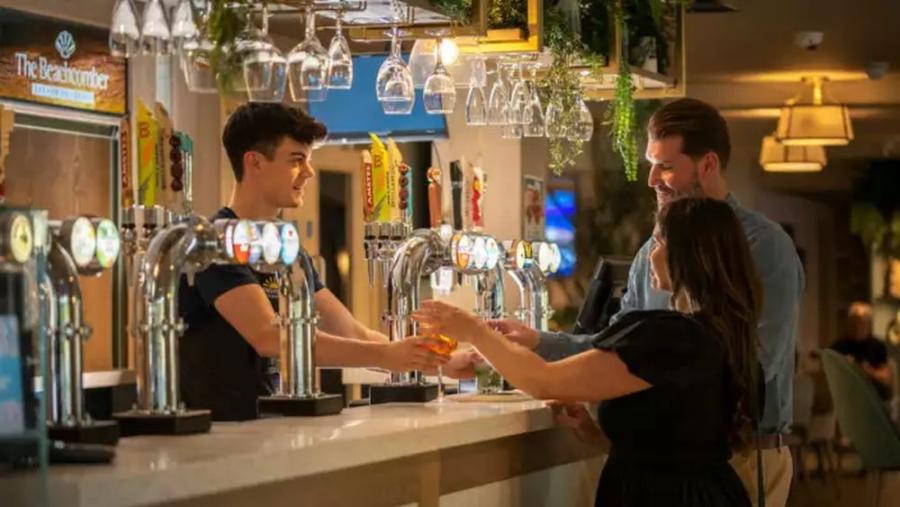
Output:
[523, 176, 545, 242]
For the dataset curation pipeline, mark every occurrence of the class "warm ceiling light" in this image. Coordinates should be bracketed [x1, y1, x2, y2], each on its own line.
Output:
[759, 136, 827, 172]
[775, 76, 854, 146]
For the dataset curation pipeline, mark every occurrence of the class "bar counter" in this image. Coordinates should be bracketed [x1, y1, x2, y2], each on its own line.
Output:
[3, 399, 605, 507]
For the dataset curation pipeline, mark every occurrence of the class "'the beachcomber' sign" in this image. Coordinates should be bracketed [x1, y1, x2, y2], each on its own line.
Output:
[0, 9, 126, 115]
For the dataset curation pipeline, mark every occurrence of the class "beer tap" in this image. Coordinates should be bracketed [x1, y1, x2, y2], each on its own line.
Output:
[370, 229, 502, 404]
[43, 217, 122, 445]
[113, 214, 220, 435]
[257, 228, 342, 416]
[504, 240, 535, 326]
[527, 242, 561, 332]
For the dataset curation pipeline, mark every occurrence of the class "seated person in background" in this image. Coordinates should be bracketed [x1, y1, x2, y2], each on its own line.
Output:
[830, 301, 894, 401]
[413, 198, 759, 507]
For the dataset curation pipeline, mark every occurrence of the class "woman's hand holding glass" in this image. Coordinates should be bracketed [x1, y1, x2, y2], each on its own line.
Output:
[412, 300, 484, 345]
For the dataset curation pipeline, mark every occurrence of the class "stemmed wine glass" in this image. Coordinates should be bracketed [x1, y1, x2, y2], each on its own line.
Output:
[423, 38, 456, 114]
[139, 0, 172, 56]
[500, 64, 522, 138]
[507, 62, 528, 125]
[109, 0, 140, 57]
[574, 98, 594, 141]
[237, 9, 281, 97]
[523, 64, 545, 137]
[375, 26, 414, 114]
[245, 6, 286, 102]
[487, 60, 509, 125]
[170, 0, 199, 53]
[287, 6, 330, 102]
[326, 10, 353, 89]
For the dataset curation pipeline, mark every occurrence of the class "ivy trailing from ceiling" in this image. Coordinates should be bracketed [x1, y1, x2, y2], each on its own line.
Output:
[539, 0, 679, 178]
[205, 0, 250, 93]
[539, 1, 601, 175]
[604, 4, 638, 181]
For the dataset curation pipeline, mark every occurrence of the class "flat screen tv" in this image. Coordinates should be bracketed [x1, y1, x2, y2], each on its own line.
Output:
[307, 54, 448, 144]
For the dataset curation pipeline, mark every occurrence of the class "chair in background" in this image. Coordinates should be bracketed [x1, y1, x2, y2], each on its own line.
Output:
[821, 349, 900, 507]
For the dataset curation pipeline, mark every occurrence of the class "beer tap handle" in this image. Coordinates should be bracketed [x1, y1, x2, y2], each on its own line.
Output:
[427, 167, 442, 229]
[361, 150, 375, 223]
[450, 161, 463, 231]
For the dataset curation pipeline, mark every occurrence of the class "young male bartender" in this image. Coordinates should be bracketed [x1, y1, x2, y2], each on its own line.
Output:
[178, 103, 467, 421]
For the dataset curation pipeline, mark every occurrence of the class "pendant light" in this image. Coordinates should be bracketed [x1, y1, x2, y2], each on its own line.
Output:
[775, 76, 853, 146]
[759, 135, 827, 172]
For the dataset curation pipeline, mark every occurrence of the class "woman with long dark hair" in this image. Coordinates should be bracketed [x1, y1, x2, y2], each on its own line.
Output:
[414, 197, 762, 506]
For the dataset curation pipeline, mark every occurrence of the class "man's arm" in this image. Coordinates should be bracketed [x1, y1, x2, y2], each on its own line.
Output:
[315, 289, 389, 343]
[753, 229, 804, 382]
[532, 241, 650, 361]
[213, 284, 446, 370]
[214, 283, 281, 357]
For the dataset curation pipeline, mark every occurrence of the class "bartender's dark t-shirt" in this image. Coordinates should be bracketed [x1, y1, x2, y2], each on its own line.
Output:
[178, 207, 325, 421]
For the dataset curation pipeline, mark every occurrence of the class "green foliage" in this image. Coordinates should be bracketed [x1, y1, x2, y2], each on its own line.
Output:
[206, 0, 249, 92]
[488, 0, 528, 29]
[540, 2, 602, 175]
[851, 202, 887, 252]
[605, 58, 638, 181]
[429, 0, 473, 24]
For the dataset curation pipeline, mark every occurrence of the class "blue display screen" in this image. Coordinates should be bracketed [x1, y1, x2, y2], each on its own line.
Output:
[546, 188, 576, 277]
[307, 54, 448, 144]
[0, 315, 24, 435]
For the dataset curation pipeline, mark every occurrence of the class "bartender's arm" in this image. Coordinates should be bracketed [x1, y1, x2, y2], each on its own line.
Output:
[214, 284, 446, 370]
[315, 290, 389, 343]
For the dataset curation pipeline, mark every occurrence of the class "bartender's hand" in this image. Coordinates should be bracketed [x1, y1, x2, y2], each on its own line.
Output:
[487, 319, 540, 350]
[547, 401, 608, 447]
[379, 337, 450, 372]
[412, 300, 483, 341]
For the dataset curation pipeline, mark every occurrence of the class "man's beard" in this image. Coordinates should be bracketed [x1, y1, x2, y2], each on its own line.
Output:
[656, 180, 704, 209]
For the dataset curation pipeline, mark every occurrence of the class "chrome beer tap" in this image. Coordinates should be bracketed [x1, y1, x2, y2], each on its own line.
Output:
[44, 217, 121, 445]
[504, 240, 536, 327]
[113, 215, 220, 435]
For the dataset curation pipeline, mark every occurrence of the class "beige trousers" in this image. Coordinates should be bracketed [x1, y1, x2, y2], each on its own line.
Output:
[730, 447, 794, 507]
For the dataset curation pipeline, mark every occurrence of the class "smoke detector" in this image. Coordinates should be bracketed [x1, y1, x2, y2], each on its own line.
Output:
[794, 31, 825, 51]
[866, 61, 890, 80]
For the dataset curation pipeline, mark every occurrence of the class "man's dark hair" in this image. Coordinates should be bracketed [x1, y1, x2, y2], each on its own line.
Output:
[648, 98, 731, 170]
[222, 103, 327, 182]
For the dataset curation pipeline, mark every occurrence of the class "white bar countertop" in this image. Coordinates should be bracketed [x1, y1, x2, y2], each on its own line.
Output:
[3, 398, 570, 507]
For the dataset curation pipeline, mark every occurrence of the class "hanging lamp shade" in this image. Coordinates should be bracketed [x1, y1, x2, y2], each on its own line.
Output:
[775, 77, 854, 146]
[759, 136, 827, 172]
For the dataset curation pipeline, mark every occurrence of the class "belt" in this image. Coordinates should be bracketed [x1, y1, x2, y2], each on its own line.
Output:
[757, 433, 792, 449]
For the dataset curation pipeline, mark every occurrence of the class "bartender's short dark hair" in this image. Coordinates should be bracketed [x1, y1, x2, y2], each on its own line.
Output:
[648, 98, 731, 170]
[222, 103, 327, 182]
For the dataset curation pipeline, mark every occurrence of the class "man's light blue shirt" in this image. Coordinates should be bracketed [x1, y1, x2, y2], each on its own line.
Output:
[536, 195, 805, 434]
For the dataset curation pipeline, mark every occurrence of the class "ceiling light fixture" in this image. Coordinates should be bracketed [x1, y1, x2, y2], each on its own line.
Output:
[775, 76, 854, 146]
[759, 135, 827, 172]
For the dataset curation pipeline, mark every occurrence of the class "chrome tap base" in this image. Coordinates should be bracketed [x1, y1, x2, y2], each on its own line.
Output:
[112, 408, 211, 436]
[47, 419, 120, 446]
[369, 383, 438, 405]
[258, 393, 344, 417]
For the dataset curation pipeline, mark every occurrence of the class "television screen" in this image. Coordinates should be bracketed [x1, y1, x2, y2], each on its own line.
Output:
[307, 54, 448, 144]
[545, 187, 576, 277]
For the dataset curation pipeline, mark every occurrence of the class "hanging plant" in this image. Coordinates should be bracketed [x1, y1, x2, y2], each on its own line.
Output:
[539, 1, 600, 175]
[205, 0, 250, 93]
[604, 5, 639, 181]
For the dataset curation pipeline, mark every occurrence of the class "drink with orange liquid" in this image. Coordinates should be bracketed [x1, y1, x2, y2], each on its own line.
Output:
[425, 334, 458, 356]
